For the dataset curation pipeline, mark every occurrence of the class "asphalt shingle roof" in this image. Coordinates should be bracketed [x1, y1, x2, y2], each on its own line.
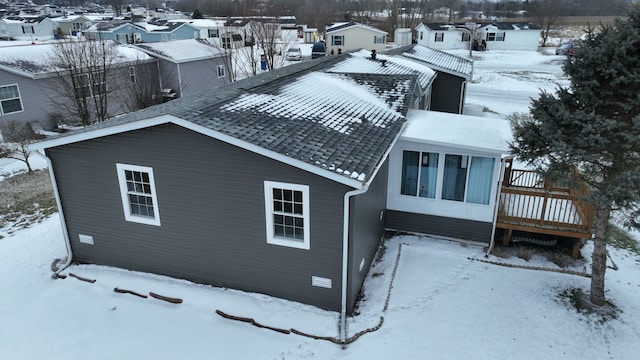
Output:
[328, 49, 435, 90]
[39, 55, 417, 185]
[401, 45, 473, 79]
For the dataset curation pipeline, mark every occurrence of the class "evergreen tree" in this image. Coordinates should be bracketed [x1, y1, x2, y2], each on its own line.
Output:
[510, 6, 640, 306]
[192, 8, 204, 19]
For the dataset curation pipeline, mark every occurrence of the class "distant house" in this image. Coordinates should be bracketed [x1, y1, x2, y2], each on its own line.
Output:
[84, 20, 200, 43]
[416, 22, 541, 51]
[167, 18, 226, 47]
[0, 41, 157, 132]
[0, 16, 57, 41]
[133, 39, 231, 98]
[51, 15, 93, 36]
[324, 22, 387, 55]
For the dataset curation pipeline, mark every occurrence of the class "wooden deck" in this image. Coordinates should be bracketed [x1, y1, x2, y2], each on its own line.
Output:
[496, 161, 595, 257]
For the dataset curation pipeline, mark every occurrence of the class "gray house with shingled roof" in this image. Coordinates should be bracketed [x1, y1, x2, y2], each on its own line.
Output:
[29, 48, 509, 320]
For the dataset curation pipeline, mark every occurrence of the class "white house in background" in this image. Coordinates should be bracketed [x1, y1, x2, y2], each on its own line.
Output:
[416, 22, 541, 52]
[0, 16, 57, 41]
[385, 110, 513, 241]
[325, 22, 387, 56]
[476, 22, 541, 51]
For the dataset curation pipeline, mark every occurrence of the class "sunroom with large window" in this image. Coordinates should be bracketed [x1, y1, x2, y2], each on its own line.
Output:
[386, 110, 513, 242]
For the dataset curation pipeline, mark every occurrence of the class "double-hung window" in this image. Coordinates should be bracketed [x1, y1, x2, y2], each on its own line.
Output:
[0, 84, 23, 115]
[217, 64, 225, 78]
[374, 35, 386, 44]
[401, 151, 495, 205]
[331, 35, 344, 46]
[116, 163, 161, 226]
[486, 32, 505, 42]
[461, 32, 471, 42]
[434, 32, 444, 42]
[208, 29, 219, 38]
[264, 181, 310, 250]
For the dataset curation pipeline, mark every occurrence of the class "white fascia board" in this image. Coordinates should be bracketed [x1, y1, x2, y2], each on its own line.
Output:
[29, 114, 365, 189]
[0, 65, 36, 79]
[400, 136, 509, 156]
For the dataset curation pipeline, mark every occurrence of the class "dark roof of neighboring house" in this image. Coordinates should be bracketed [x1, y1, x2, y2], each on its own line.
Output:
[420, 21, 540, 31]
[400, 45, 473, 79]
[325, 22, 387, 34]
[32, 55, 418, 187]
[482, 22, 541, 30]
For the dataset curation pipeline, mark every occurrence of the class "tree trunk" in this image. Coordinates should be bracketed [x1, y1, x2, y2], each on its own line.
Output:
[590, 206, 610, 306]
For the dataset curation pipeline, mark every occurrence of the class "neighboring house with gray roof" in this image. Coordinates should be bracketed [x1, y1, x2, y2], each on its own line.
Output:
[132, 39, 231, 98]
[29, 52, 511, 319]
[0, 41, 157, 132]
[416, 22, 541, 51]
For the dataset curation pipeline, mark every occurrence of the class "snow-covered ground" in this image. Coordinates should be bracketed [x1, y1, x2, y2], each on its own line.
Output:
[1, 49, 640, 359]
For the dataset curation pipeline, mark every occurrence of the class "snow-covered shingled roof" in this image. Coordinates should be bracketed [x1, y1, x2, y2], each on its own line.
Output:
[401, 45, 473, 79]
[0, 41, 152, 77]
[31, 57, 418, 187]
[133, 39, 225, 62]
[328, 50, 436, 90]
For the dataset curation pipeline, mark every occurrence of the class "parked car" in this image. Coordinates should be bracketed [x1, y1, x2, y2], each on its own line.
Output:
[311, 42, 326, 59]
[556, 42, 579, 55]
[286, 47, 302, 61]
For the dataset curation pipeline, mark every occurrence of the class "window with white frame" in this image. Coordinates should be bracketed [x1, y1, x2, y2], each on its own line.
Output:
[401, 150, 495, 205]
[374, 35, 386, 44]
[434, 32, 444, 42]
[0, 84, 24, 115]
[161, 34, 168, 41]
[208, 29, 219, 37]
[171, 33, 177, 40]
[331, 35, 344, 46]
[21, 25, 34, 34]
[217, 64, 225, 78]
[264, 181, 310, 250]
[461, 32, 471, 42]
[486, 32, 505, 41]
[116, 163, 161, 226]
[419, 31, 423, 40]
[72, 22, 83, 30]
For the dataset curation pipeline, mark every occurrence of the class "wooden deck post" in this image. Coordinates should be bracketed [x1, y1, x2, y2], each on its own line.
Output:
[571, 239, 581, 259]
[502, 229, 512, 247]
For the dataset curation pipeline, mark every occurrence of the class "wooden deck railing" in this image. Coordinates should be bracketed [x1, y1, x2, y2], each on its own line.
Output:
[497, 163, 595, 238]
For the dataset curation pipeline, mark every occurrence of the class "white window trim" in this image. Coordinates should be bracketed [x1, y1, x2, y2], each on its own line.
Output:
[217, 64, 225, 78]
[0, 84, 24, 115]
[116, 163, 161, 226]
[264, 181, 310, 250]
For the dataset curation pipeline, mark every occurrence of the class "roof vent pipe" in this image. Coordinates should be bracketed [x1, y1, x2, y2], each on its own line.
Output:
[371, 49, 376, 60]
[380, 59, 387, 67]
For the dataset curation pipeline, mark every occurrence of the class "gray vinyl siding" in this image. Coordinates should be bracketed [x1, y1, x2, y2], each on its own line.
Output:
[0, 61, 159, 132]
[177, 58, 231, 98]
[347, 160, 388, 312]
[0, 72, 56, 130]
[47, 123, 350, 311]
[385, 210, 493, 243]
[430, 72, 466, 114]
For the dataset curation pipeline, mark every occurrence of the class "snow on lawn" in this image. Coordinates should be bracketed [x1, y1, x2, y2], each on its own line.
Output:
[2, 50, 640, 359]
[2, 217, 640, 359]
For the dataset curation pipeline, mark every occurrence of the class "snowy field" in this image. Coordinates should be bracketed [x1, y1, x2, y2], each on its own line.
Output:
[2, 49, 640, 359]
